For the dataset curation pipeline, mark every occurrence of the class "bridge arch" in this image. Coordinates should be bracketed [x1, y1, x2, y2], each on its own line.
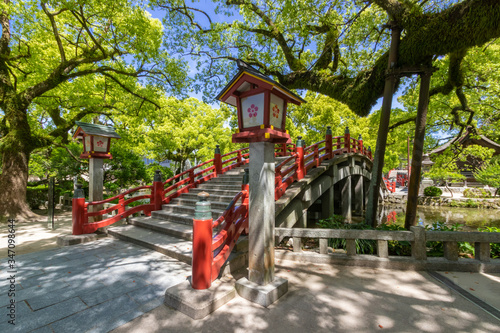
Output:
[276, 153, 373, 237]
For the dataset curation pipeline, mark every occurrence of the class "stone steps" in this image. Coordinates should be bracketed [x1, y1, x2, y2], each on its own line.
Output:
[168, 198, 230, 210]
[107, 164, 249, 273]
[190, 187, 242, 196]
[180, 193, 236, 203]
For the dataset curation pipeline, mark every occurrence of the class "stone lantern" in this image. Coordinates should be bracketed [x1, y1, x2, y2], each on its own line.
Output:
[73, 122, 121, 221]
[73, 121, 121, 159]
[216, 60, 305, 307]
[216, 60, 305, 143]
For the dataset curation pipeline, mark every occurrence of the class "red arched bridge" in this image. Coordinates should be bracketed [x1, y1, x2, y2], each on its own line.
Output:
[72, 127, 373, 284]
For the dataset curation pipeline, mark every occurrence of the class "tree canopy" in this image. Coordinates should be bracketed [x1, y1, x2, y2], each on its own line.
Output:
[0, 0, 187, 219]
[156, 0, 500, 116]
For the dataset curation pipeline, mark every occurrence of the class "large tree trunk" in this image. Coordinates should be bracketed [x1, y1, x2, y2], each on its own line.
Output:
[0, 100, 40, 222]
[365, 24, 401, 227]
[0, 147, 38, 221]
[405, 71, 432, 229]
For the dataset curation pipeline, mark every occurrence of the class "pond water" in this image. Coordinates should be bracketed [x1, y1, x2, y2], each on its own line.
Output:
[378, 204, 500, 231]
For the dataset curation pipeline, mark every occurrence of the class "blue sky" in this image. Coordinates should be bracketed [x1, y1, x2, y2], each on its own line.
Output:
[147, 1, 405, 115]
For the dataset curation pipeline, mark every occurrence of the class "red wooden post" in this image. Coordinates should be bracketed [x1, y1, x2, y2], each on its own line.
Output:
[192, 192, 213, 290]
[189, 170, 195, 187]
[358, 134, 363, 155]
[242, 168, 249, 234]
[296, 136, 305, 180]
[214, 144, 222, 176]
[314, 144, 319, 167]
[281, 143, 287, 156]
[368, 146, 372, 159]
[344, 126, 351, 153]
[118, 196, 125, 215]
[72, 184, 86, 235]
[237, 150, 242, 165]
[275, 165, 283, 200]
[153, 170, 164, 211]
[325, 126, 333, 159]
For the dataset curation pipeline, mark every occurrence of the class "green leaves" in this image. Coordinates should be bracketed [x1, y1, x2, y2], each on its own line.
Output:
[474, 159, 500, 196]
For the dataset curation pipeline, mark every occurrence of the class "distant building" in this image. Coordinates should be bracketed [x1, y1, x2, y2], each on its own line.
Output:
[429, 127, 500, 182]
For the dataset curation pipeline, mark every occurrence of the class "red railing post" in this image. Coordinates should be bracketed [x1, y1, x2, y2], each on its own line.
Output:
[368, 146, 372, 159]
[314, 144, 320, 167]
[118, 196, 125, 215]
[72, 184, 86, 235]
[344, 126, 351, 153]
[296, 136, 305, 180]
[325, 126, 333, 159]
[214, 144, 222, 176]
[237, 150, 242, 165]
[242, 168, 250, 234]
[189, 170, 195, 187]
[358, 134, 363, 154]
[153, 170, 164, 211]
[192, 192, 213, 290]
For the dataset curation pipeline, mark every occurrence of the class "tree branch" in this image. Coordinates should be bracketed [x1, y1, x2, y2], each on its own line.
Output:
[41, 3, 67, 63]
[226, 0, 303, 71]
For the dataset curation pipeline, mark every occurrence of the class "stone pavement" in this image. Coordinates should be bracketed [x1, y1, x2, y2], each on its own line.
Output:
[114, 261, 500, 333]
[1, 212, 499, 332]
[0, 238, 191, 332]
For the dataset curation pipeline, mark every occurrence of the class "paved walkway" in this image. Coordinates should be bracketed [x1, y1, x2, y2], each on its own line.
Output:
[1, 212, 499, 332]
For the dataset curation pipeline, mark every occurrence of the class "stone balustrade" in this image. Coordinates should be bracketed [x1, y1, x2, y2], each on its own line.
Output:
[275, 226, 500, 272]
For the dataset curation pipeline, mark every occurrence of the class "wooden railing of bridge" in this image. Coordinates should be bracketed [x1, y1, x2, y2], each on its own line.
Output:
[72, 126, 372, 288]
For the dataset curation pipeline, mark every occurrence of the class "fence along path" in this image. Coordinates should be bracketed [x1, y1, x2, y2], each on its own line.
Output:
[72, 127, 372, 282]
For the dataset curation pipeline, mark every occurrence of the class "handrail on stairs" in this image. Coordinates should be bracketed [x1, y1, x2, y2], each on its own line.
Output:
[72, 126, 372, 245]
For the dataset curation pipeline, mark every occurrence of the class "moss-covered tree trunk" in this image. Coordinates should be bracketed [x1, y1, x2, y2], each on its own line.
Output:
[0, 97, 39, 221]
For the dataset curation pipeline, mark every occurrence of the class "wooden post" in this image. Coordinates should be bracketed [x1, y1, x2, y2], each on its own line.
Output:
[153, 170, 164, 211]
[296, 136, 305, 180]
[358, 135, 363, 155]
[325, 126, 333, 159]
[366, 24, 401, 227]
[214, 144, 222, 176]
[344, 127, 351, 153]
[72, 184, 86, 235]
[192, 192, 213, 289]
[47, 177, 55, 230]
[405, 71, 432, 229]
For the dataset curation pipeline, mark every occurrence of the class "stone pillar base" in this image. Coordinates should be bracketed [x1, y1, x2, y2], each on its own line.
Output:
[164, 277, 236, 320]
[235, 276, 288, 307]
[56, 234, 98, 246]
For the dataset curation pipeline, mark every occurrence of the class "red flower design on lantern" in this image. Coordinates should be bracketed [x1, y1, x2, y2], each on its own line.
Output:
[272, 104, 280, 118]
[96, 140, 104, 147]
[247, 104, 258, 118]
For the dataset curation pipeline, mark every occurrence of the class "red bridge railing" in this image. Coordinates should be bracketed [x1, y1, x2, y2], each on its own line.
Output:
[274, 126, 372, 200]
[72, 146, 252, 235]
[384, 177, 396, 193]
[73, 126, 372, 286]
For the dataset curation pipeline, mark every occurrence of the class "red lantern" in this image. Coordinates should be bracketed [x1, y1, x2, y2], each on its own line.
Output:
[216, 60, 305, 143]
[73, 121, 121, 159]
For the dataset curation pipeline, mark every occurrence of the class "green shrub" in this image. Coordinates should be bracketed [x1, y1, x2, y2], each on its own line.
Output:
[424, 186, 442, 197]
[318, 216, 376, 254]
[463, 188, 492, 198]
[26, 185, 48, 210]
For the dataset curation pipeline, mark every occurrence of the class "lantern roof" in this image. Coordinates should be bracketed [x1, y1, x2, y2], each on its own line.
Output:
[216, 60, 306, 107]
[73, 121, 121, 140]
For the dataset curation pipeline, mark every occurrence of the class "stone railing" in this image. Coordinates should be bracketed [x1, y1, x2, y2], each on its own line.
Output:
[275, 226, 500, 272]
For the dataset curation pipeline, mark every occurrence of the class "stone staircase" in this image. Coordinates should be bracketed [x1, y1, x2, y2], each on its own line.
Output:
[107, 166, 248, 270]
